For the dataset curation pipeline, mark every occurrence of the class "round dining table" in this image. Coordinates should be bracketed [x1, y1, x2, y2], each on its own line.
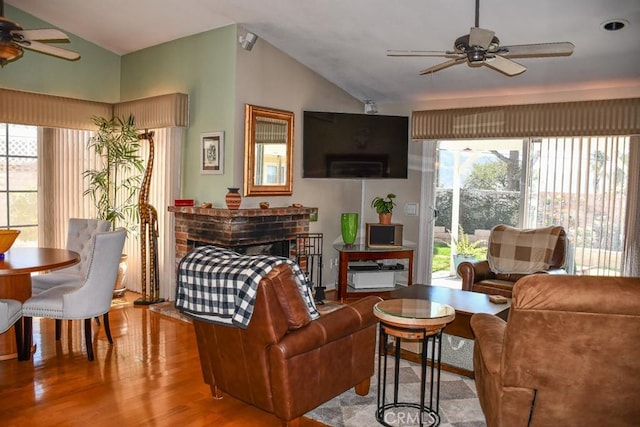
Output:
[0, 247, 80, 360]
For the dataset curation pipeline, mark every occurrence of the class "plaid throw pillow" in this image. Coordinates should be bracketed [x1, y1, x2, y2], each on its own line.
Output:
[488, 225, 564, 274]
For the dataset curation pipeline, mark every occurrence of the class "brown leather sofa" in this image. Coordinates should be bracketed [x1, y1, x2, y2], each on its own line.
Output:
[191, 264, 381, 427]
[471, 274, 640, 427]
[458, 225, 567, 298]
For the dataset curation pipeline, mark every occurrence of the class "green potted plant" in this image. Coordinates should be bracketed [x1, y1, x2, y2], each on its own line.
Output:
[371, 193, 397, 224]
[84, 115, 144, 230]
[451, 226, 484, 276]
[84, 115, 144, 295]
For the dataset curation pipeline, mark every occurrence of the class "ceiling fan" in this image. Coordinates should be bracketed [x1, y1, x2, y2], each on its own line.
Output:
[388, 0, 574, 76]
[0, 0, 80, 66]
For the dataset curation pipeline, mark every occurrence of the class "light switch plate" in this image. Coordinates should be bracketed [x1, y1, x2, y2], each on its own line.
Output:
[404, 203, 419, 216]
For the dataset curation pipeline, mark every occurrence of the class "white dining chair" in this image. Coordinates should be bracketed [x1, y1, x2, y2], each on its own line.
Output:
[31, 218, 111, 295]
[22, 228, 126, 361]
[0, 299, 24, 360]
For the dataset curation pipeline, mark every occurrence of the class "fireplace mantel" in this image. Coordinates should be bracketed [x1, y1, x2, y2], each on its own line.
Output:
[168, 205, 318, 265]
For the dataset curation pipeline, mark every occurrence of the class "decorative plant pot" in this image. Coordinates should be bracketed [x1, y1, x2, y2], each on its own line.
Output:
[378, 213, 392, 224]
[113, 254, 128, 298]
[225, 187, 242, 210]
[341, 213, 359, 245]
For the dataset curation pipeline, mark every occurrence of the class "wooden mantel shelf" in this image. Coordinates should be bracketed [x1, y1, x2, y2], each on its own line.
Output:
[168, 205, 318, 218]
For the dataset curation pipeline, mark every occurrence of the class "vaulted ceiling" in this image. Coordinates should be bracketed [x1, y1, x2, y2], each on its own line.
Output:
[7, 0, 640, 103]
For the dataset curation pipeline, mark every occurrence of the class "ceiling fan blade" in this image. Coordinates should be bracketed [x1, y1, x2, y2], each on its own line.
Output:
[13, 29, 70, 42]
[387, 49, 460, 58]
[484, 54, 526, 76]
[18, 40, 80, 60]
[468, 27, 495, 49]
[419, 57, 466, 75]
[500, 42, 575, 58]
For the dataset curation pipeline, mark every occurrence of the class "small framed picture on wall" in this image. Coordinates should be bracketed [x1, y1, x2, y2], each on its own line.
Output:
[201, 131, 224, 174]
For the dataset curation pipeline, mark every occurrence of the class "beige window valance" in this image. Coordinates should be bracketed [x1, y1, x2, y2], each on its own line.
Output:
[114, 93, 189, 129]
[0, 88, 188, 130]
[412, 98, 640, 140]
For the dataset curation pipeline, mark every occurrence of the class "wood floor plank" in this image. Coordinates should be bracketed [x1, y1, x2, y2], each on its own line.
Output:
[0, 292, 326, 427]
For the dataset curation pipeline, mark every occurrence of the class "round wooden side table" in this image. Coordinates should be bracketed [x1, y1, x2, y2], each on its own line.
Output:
[0, 247, 80, 360]
[374, 298, 455, 427]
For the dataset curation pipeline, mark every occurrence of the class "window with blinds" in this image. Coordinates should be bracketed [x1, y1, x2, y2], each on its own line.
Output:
[525, 136, 630, 275]
[0, 123, 38, 244]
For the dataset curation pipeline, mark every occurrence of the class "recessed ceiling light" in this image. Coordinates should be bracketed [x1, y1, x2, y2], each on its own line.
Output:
[601, 19, 629, 31]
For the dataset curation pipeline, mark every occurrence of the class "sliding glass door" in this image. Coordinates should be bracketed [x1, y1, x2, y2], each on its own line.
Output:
[432, 139, 525, 280]
[429, 135, 630, 283]
[525, 136, 630, 275]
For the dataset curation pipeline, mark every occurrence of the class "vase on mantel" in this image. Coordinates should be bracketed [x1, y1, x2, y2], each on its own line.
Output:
[225, 187, 241, 210]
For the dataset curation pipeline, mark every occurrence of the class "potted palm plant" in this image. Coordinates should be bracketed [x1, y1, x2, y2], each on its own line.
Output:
[451, 226, 484, 276]
[84, 115, 144, 296]
[371, 193, 397, 224]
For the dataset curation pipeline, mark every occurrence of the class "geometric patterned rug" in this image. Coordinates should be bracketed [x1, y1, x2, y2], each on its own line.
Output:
[305, 351, 486, 427]
[144, 299, 487, 425]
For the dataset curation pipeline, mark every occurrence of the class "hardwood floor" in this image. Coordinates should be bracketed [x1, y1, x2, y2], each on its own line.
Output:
[0, 292, 326, 427]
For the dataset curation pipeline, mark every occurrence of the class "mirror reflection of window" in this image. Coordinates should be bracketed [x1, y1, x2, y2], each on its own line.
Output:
[254, 117, 288, 186]
[244, 104, 293, 196]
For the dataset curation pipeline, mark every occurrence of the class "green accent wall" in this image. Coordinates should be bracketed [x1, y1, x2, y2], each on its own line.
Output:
[120, 25, 238, 205]
[1, 6, 120, 102]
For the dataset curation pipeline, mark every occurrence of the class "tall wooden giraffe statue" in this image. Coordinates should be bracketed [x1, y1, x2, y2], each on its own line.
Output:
[134, 131, 164, 305]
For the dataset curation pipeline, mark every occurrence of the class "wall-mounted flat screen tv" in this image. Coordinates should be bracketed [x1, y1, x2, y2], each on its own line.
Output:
[303, 111, 409, 179]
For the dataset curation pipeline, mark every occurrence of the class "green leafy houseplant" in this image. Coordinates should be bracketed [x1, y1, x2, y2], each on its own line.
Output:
[371, 193, 397, 214]
[84, 115, 145, 231]
[451, 226, 483, 257]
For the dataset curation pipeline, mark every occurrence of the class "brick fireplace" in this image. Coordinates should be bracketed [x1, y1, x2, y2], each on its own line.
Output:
[168, 205, 318, 267]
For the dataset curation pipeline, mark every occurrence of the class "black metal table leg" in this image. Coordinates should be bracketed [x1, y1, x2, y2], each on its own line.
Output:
[375, 322, 442, 427]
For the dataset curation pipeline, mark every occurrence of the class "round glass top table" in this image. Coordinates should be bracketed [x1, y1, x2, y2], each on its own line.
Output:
[0, 247, 80, 360]
[373, 299, 455, 427]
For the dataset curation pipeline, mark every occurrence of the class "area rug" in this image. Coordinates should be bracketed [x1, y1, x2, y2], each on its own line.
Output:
[148, 301, 192, 323]
[305, 354, 486, 427]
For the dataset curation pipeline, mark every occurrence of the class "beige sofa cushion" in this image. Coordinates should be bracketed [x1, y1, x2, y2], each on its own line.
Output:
[488, 225, 564, 274]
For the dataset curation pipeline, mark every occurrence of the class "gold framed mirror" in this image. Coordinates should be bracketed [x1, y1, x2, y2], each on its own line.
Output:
[244, 104, 294, 196]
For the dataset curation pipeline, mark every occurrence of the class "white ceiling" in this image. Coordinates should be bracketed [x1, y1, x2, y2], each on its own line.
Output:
[6, 0, 640, 103]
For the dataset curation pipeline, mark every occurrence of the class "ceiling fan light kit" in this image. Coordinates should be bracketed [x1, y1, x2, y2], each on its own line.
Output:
[0, 0, 80, 66]
[389, 0, 574, 77]
[0, 38, 22, 63]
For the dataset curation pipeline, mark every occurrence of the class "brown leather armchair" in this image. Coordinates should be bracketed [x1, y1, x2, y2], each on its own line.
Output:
[471, 275, 640, 427]
[458, 225, 567, 298]
[191, 264, 381, 427]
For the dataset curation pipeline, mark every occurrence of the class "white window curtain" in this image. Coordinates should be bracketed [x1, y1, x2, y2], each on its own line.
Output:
[524, 136, 630, 275]
[39, 127, 183, 299]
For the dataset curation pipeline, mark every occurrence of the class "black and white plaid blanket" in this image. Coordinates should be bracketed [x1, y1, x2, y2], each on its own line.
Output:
[175, 245, 319, 328]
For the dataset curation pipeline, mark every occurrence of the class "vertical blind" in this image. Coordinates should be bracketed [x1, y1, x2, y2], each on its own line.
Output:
[17, 89, 190, 298]
[40, 127, 183, 297]
[415, 97, 639, 277]
[525, 136, 630, 275]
